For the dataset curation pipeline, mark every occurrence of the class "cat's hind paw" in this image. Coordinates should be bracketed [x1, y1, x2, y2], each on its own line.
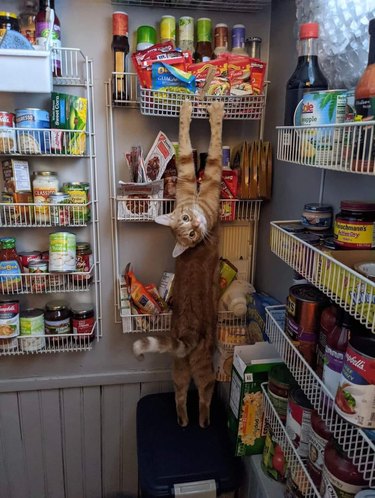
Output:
[207, 101, 225, 125]
[180, 99, 193, 123]
[133, 339, 146, 360]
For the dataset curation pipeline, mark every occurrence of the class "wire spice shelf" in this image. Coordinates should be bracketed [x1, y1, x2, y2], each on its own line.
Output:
[111, 0, 271, 12]
[265, 305, 375, 486]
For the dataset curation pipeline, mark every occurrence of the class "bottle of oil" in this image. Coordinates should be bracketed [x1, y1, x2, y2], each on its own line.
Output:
[19, 0, 37, 44]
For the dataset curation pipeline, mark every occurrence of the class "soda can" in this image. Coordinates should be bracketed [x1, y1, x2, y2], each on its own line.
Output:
[160, 16, 176, 44]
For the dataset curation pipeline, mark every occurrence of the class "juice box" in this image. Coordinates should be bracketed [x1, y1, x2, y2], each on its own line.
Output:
[51, 92, 87, 155]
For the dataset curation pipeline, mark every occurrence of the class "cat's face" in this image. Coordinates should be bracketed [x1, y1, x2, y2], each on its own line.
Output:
[155, 205, 207, 257]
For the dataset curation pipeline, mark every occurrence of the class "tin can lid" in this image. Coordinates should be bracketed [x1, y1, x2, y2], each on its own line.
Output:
[269, 364, 296, 389]
[246, 36, 262, 43]
[296, 232, 321, 245]
[282, 222, 305, 233]
[289, 387, 313, 409]
[50, 192, 68, 197]
[349, 335, 375, 359]
[28, 259, 47, 268]
[76, 242, 91, 251]
[289, 284, 328, 304]
[45, 300, 70, 311]
[20, 308, 44, 318]
[340, 200, 375, 212]
[304, 203, 333, 212]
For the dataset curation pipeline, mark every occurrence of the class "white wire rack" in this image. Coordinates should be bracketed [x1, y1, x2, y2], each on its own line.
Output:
[52, 47, 91, 87]
[112, 0, 271, 12]
[140, 87, 266, 120]
[265, 305, 375, 486]
[270, 221, 375, 333]
[261, 383, 321, 498]
[0, 323, 98, 357]
[0, 202, 91, 227]
[0, 266, 94, 294]
[112, 72, 139, 107]
[121, 309, 247, 333]
[117, 198, 262, 222]
[276, 121, 375, 175]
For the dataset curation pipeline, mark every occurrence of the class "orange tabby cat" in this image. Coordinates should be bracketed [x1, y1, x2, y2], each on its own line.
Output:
[133, 100, 224, 428]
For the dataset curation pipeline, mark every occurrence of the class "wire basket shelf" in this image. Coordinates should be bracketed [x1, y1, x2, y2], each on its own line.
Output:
[265, 306, 375, 486]
[111, 0, 271, 12]
[270, 221, 375, 333]
[140, 87, 266, 120]
[52, 47, 90, 87]
[0, 202, 91, 227]
[112, 72, 139, 107]
[276, 121, 375, 175]
[261, 383, 321, 498]
[0, 323, 98, 356]
[0, 128, 88, 156]
[121, 309, 247, 334]
[0, 266, 94, 295]
[117, 198, 262, 222]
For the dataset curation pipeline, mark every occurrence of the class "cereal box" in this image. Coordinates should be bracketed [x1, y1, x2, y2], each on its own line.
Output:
[228, 342, 282, 456]
[2, 159, 31, 194]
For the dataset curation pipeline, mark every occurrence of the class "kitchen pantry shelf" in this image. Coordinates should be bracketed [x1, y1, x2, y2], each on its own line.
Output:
[0, 47, 102, 356]
[111, 0, 271, 13]
[261, 383, 321, 498]
[264, 306, 375, 487]
[276, 121, 375, 175]
[270, 221, 375, 333]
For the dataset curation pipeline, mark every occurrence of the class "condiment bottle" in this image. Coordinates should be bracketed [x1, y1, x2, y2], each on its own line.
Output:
[0, 237, 23, 293]
[160, 15, 175, 45]
[284, 22, 328, 126]
[316, 303, 339, 378]
[178, 16, 194, 53]
[245, 36, 262, 59]
[136, 25, 156, 51]
[212, 23, 228, 59]
[112, 12, 129, 101]
[35, 0, 61, 77]
[194, 18, 212, 63]
[231, 24, 247, 55]
[322, 310, 351, 397]
[19, 0, 37, 44]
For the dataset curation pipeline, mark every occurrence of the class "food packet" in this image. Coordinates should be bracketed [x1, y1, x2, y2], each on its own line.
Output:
[227, 55, 253, 96]
[152, 62, 196, 95]
[158, 272, 175, 304]
[145, 283, 169, 312]
[188, 59, 230, 96]
[117, 179, 164, 220]
[125, 145, 145, 183]
[249, 58, 267, 95]
[126, 270, 162, 315]
[144, 131, 175, 182]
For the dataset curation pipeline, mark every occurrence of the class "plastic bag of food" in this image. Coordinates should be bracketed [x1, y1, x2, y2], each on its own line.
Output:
[152, 62, 196, 95]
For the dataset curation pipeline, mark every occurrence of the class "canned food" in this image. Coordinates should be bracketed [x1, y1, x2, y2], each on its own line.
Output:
[49, 232, 76, 272]
[301, 203, 333, 231]
[19, 308, 45, 352]
[62, 182, 90, 224]
[268, 364, 296, 423]
[286, 387, 313, 459]
[261, 427, 287, 482]
[0, 111, 17, 153]
[307, 410, 331, 488]
[49, 192, 70, 226]
[0, 191, 17, 225]
[28, 259, 48, 293]
[0, 299, 19, 338]
[18, 251, 42, 272]
[15, 108, 50, 154]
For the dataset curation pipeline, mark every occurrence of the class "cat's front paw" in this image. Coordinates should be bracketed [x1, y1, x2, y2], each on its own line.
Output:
[180, 100, 193, 124]
[207, 101, 225, 126]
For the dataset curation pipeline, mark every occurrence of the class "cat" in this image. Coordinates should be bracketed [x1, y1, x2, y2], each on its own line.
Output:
[133, 100, 225, 428]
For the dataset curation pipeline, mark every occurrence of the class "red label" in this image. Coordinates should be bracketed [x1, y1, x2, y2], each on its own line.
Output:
[72, 316, 94, 336]
[342, 344, 375, 385]
[0, 112, 15, 127]
[0, 302, 19, 315]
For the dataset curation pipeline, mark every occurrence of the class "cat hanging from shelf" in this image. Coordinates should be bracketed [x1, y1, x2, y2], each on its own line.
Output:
[133, 100, 224, 428]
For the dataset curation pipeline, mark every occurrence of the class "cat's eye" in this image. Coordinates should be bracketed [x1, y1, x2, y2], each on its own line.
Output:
[182, 215, 189, 222]
[189, 231, 195, 238]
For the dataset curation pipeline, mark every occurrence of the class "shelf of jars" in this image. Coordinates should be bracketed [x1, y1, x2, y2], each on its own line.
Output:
[261, 383, 321, 498]
[110, 73, 266, 120]
[0, 267, 94, 295]
[111, 0, 271, 13]
[0, 202, 92, 228]
[276, 121, 375, 175]
[265, 305, 375, 487]
[0, 323, 98, 357]
[270, 221, 375, 333]
[116, 198, 262, 222]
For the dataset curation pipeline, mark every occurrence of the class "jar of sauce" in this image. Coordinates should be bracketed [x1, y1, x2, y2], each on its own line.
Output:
[0, 12, 19, 42]
[320, 439, 367, 497]
[334, 200, 375, 249]
[72, 242, 93, 285]
[44, 300, 71, 344]
[71, 303, 95, 341]
[307, 410, 331, 487]
[301, 203, 333, 231]
[268, 364, 296, 423]
[32, 171, 59, 224]
[0, 237, 23, 293]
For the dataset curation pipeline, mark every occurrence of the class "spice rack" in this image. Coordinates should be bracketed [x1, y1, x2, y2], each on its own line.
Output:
[0, 47, 102, 356]
[270, 221, 375, 333]
[111, 0, 271, 13]
[264, 305, 375, 487]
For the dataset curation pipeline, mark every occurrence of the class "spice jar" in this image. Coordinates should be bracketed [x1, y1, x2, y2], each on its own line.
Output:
[334, 200, 375, 249]
[71, 303, 95, 341]
[307, 410, 331, 488]
[268, 364, 296, 423]
[44, 300, 71, 344]
[301, 203, 333, 231]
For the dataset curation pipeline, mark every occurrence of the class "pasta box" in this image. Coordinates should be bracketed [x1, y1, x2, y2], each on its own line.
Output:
[228, 342, 282, 456]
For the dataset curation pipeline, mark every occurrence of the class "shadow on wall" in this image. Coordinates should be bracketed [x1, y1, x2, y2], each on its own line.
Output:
[105, 494, 137, 498]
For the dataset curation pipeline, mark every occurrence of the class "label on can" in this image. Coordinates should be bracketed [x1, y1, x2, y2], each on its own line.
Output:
[0, 301, 20, 337]
[322, 345, 345, 397]
[72, 316, 95, 336]
[20, 309, 45, 352]
[334, 219, 375, 249]
[286, 395, 312, 459]
[321, 466, 365, 498]
[16, 109, 51, 153]
[50, 194, 70, 226]
[308, 426, 328, 479]
[49, 232, 76, 272]
[0, 260, 22, 289]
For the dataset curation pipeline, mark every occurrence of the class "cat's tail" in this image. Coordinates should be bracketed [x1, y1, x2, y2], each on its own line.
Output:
[133, 336, 197, 360]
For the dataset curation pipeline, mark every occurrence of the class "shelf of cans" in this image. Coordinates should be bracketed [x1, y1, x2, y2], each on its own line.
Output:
[111, 0, 271, 13]
[0, 201, 92, 227]
[276, 121, 375, 176]
[0, 323, 98, 357]
[261, 382, 321, 498]
[111, 72, 266, 120]
[117, 198, 262, 222]
[0, 128, 89, 156]
[121, 309, 247, 333]
[0, 266, 94, 295]
[264, 305, 375, 487]
[270, 221, 375, 333]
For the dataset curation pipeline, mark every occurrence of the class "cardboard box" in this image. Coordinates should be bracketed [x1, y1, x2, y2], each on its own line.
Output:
[228, 342, 282, 456]
[2, 159, 31, 193]
[51, 92, 87, 155]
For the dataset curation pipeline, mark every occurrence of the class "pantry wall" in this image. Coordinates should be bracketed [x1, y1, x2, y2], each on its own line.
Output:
[0, 0, 373, 497]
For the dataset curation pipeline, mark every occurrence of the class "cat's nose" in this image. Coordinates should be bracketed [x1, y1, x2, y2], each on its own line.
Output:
[192, 220, 200, 228]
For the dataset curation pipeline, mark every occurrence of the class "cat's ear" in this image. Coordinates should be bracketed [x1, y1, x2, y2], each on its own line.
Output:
[172, 242, 188, 258]
[155, 213, 172, 226]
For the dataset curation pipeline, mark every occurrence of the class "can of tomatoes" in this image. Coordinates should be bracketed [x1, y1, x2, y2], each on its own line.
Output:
[286, 387, 313, 459]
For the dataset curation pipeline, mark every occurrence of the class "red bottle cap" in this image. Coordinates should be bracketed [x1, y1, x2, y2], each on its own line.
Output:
[113, 11, 128, 37]
[299, 22, 319, 40]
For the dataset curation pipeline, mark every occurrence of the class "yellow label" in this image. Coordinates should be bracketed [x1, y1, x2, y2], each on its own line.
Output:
[334, 220, 374, 248]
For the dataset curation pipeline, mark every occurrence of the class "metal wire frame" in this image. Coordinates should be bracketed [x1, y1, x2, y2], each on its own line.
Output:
[270, 221, 375, 333]
[265, 305, 375, 486]
[111, 0, 271, 13]
[52, 47, 90, 86]
[276, 121, 375, 175]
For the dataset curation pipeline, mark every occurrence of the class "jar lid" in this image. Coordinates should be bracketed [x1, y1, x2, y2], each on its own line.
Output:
[269, 364, 296, 389]
[289, 284, 328, 304]
[71, 303, 94, 315]
[246, 36, 262, 43]
[215, 23, 228, 28]
[45, 300, 70, 311]
[136, 25, 156, 45]
[28, 259, 47, 268]
[76, 242, 91, 251]
[0, 12, 18, 19]
[50, 192, 68, 197]
[304, 203, 333, 212]
[63, 182, 89, 187]
[282, 222, 306, 233]
[0, 237, 16, 248]
[233, 24, 245, 29]
[34, 171, 57, 177]
[340, 200, 375, 212]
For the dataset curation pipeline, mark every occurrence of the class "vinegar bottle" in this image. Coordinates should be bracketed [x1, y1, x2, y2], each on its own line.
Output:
[35, 0, 61, 77]
[284, 22, 328, 125]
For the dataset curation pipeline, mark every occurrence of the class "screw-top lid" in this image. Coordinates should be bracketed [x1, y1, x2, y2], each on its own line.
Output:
[304, 203, 333, 212]
[0, 11, 18, 19]
[76, 242, 91, 252]
[0, 237, 16, 249]
[299, 22, 319, 40]
[71, 303, 94, 315]
[136, 25, 156, 45]
[340, 200, 375, 212]
[34, 171, 57, 177]
[45, 300, 70, 311]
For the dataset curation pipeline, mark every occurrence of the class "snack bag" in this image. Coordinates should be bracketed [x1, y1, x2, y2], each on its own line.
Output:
[249, 58, 267, 95]
[227, 55, 252, 96]
[188, 59, 230, 96]
[152, 62, 196, 95]
[117, 179, 164, 221]
[220, 169, 239, 222]
[126, 270, 162, 315]
[144, 131, 174, 182]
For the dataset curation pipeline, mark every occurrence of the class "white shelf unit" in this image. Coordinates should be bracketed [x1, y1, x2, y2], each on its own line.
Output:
[261, 383, 321, 498]
[276, 121, 375, 175]
[264, 306, 375, 488]
[111, 0, 271, 12]
[270, 221, 374, 333]
[0, 47, 102, 355]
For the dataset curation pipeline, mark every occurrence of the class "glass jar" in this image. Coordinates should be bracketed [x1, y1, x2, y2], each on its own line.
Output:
[71, 303, 95, 341]
[301, 203, 333, 231]
[32, 171, 59, 224]
[334, 200, 375, 249]
[72, 242, 93, 285]
[0, 12, 19, 42]
[245, 36, 262, 59]
[0, 237, 22, 293]
[268, 364, 296, 423]
[44, 300, 71, 344]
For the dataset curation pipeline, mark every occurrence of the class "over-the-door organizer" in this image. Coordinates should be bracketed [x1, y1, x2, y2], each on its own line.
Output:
[262, 122, 375, 494]
[0, 47, 102, 355]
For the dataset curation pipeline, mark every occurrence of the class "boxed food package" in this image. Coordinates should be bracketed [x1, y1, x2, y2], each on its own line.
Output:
[144, 132, 174, 182]
[228, 342, 282, 456]
[220, 169, 239, 222]
[2, 159, 31, 193]
[247, 292, 280, 342]
[51, 92, 87, 155]
[214, 325, 248, 382]
[117, 179, 164, 221]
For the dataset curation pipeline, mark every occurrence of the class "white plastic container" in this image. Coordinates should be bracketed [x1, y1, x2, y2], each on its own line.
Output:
[219, 279, 255, 317]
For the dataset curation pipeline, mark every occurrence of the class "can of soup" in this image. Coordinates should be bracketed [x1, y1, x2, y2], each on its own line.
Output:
[15, 108, 50, 154]
[50, 192, 70, 226]
[286, 387, 313, 459]
[0, 299, 20, 339]
[28, 259, 48, 292]
[62, 182, 90, 224]
[19, 308, 45, 352]
[49, 232, 76, 272]
[0, 111, 17, 153]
